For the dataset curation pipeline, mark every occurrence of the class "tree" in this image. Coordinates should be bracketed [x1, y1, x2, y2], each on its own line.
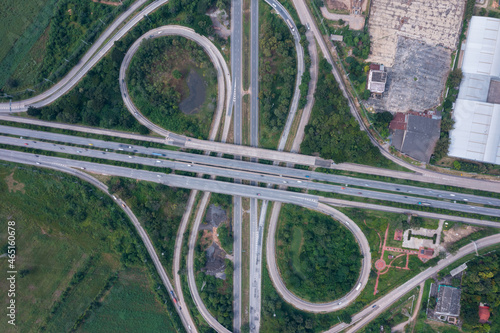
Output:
[447, 68, 463, 88]
[27, 106, 41, 117]
[172, 69, 182, 79]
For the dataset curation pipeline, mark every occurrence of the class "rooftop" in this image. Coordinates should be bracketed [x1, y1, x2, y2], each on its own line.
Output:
[435, 285, 462, 317]
[449, 17, 500, 165]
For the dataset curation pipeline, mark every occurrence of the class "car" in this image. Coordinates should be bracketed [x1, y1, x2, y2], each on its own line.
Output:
[36, 162, 41, 165]
[88, 143, 93, 146]
[297, 180, 302, 183]
[283, 181, 287, 183]
[396, 188, 400, 191]
[128, 146, 132, 148]
[187, 164, 192, 167]
[341, 187, 345, 190]
[272, 3, 276, 7]
[76, 150, 82, 153]
[134, 112, 138, 115]
[156, 160, 162, 163]
[128, 156, 132, 158]
[24, 143, 28, 145]
[122, 204, 126, 208]
[338, 301, 342, 305]
[450, 194, 455, 197]
[464, 199, 468, 201]
[157, 175, 162, 178]
[257, 193, 261, 196]
[372, 304, 377, 308]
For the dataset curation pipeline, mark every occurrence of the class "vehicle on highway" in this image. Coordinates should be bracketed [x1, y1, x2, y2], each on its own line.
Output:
[36, 162, 41, 165]
[24, 143, 28, 145]
[418, 202, 431, 206]
[356, 283, 361, 291]
[88, 143, 93, 146]
[257, 193, 261, 196]
[286, 19, 295, 31]
[76, 150, 82, 153]
[122, 204, 126, 208]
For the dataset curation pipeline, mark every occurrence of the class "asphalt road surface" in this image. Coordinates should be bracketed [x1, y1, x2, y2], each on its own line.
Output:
[266, 202, 372, 312]
[3, 135, 500, 219]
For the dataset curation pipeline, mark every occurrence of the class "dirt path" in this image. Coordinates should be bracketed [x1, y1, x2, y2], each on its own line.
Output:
[391, 281, 425, 332]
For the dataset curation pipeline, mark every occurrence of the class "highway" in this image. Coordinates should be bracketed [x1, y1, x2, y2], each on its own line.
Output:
[6, 113, 500, 195]
[2, 134, 500, 216]
[0, 0, 170, 112]
[266, 202, 372, 312]
[326, 234, 500, 332]
[2, 154, 195, 332]
[119, 25, 231, 140]
[231, 0, 244, 331]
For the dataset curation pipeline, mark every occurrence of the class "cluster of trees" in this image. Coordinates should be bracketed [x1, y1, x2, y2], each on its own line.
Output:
[432, 72, 459, 161]
[301, 59, 391, 167]
[198, 261, 234, 330]
[259, 8, 297, 147]
[339, 28, 371, 60]
[128, 36, 215, 139]
[277, 204, 361, 302]
[372, 111, 393, 139]
[461, 252, 500, 332]
[107, 176, 189, 271]
[28, 47, 149, 133]
[38, 0, 134, 87]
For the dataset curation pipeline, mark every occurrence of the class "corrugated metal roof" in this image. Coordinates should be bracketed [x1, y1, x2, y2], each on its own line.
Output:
[449, 17, 500, 165]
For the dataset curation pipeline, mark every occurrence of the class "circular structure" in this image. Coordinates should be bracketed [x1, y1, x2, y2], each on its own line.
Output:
[267, 202, 372, 312]
[375, 259, 386, 271]
[276, 204, 362, 302]
[119, 26, 231, 141]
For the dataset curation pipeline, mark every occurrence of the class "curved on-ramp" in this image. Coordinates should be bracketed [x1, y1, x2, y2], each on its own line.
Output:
[266, 202, 371, 313]
[0, 0, 169, 112]
[119, 25, 231, 141]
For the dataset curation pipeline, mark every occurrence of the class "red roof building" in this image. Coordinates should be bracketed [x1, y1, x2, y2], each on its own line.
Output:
[418, 247, 434, 262]
[479, 305, 490, 323]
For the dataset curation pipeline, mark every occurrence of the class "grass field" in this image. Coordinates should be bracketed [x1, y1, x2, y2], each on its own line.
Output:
[0, 162, 181, 332]
[0, 0, 56, 78]
[79, 268, 178, 332]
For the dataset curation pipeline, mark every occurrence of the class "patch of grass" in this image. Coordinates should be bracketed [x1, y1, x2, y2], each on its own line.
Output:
[290, 227, 305, 279]
[79, 268, 178, 332]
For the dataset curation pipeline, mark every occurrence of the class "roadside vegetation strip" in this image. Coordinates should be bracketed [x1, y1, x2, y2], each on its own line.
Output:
[107, 176, 190, 280]
[258, 4, 298, 149]
[276, 204, 361, 302]
[0, 161, 183, 332]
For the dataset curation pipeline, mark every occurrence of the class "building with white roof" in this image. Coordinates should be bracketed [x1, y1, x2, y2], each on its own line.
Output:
[449, 17, 500, 165]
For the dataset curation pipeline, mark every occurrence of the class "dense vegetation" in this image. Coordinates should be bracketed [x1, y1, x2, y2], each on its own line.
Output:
[1, 0, 134, 96]
[210, 193, 233, 253]
[461, 252, 500, 332]
[28, 0, 227, 134]
[0, 162, 182, 332]
[196, 259, 234, 330]
[371, 111, 393, 139]
[107, 176, 190, 277]
[301, 59, 394, 167]
[128, 36, 217, 139]
[259, 6, 297, 148]
[277, 205, 361, 302]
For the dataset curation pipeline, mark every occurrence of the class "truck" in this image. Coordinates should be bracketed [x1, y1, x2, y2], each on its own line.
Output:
[286, 19, 295, 31]
[356, 283, 361, 291]
[151, 152, 163, 156]
[418, 202, 431, 206]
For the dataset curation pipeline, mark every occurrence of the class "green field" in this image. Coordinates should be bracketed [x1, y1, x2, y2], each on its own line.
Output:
[277, 204, 361, 302]
[79, 268, 178, 332]
[0, 162, 181, 332]
[1, 0, 134, 94]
